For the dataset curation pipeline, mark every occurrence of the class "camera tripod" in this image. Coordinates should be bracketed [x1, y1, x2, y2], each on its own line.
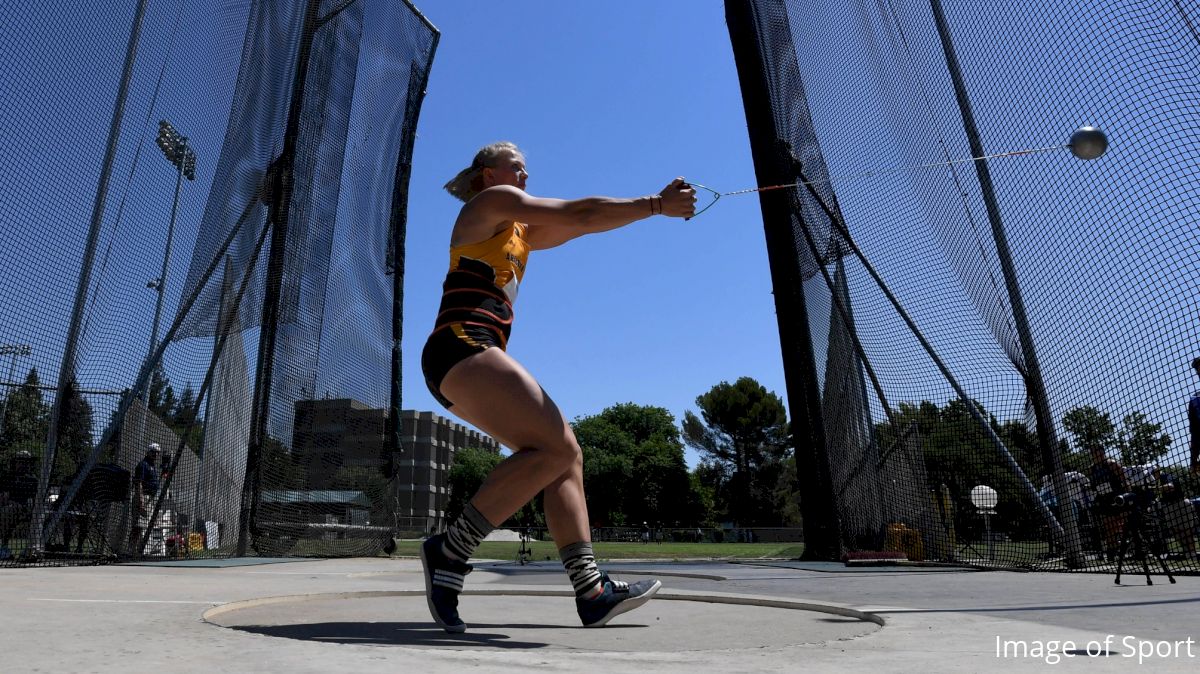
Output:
[517, 524, 533, 565]
[1113, 501, 1176, 586]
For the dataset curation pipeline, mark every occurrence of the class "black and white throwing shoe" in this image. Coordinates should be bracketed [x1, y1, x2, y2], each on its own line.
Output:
[419, 533, 472, 633]
[575, 571, 662, 627]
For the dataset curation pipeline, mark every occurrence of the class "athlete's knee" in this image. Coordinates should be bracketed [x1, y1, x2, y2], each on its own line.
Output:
[561, 441, 583, 470]
[529, 432, 581, 471]
[565, 439, 583, 470]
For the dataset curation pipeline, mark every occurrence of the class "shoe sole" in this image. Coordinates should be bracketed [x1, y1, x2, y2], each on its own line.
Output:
[584, 579, 662, 628]
[419, 541, 467, 634]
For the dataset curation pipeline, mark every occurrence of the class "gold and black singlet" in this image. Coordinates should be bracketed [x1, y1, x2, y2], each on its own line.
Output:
[421, 221, 530, 408]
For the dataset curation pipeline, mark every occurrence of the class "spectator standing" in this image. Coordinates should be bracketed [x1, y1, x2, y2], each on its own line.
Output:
[1087, 445, 1128, 561]
[128, 443, 161, 555]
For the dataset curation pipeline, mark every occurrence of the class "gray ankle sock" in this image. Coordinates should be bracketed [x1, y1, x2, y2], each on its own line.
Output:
[442, 503, 494, 561]
[560, 541, 603, 598]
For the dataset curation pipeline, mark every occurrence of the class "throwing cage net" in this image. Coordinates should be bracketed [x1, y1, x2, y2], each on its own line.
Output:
[727, 0, 1200, 572]
[0, 0, 437, 565]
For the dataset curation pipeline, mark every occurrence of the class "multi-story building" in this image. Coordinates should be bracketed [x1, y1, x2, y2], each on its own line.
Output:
[292, 399, 388, 485]
[394, 410, 499, 533]
[291, 400, 498, 533]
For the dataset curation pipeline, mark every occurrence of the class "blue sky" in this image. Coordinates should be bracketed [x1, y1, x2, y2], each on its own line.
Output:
[401, 1, 787, 466]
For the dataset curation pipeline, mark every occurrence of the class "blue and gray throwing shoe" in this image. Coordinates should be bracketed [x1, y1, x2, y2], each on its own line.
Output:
[576, 571, 662, 627]
[419, 533, 473, 633]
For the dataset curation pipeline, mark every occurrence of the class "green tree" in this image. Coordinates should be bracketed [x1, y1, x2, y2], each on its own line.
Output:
[174, 383, 197, 429]
[571, 416, 634, 526]
[444, 445, 541, 529]
[874, 398, 1052, 539]
[1117, 411, 1171, 466]
[574, 403, 708, 528]
[767, 452, 802, 526]
[330, 465, 392, 522]
[160, 384, 178, 423]
[445, 445, 503, 523]
[146, 366, 177, 422]
[1062, 405, 1116, 453]
[147, 367, 170, 416]
[55, 379, 94, 482]
[0, 367, 48, 459]
[682, 378, 788, 526]
[692, 460, 729, 524]
[995, 419, 1042, 480]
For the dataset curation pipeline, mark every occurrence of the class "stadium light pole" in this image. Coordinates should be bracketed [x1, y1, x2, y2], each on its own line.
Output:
[144, 120, 196, 403]
[0, 343, 33, 437]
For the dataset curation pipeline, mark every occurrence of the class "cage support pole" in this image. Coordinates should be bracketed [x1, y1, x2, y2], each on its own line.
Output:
[930, 0, 1082, 567]
[726, 0, 841, 559]
[237, 0, 324, 557]
[30, 0, 151, 554]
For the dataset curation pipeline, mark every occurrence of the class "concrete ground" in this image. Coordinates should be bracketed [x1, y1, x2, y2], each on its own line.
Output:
[2, 556, 1199, 673]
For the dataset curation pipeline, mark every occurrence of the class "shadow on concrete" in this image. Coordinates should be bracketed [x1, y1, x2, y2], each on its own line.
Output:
[228, 620, 644, 648]
[476, 563, 727, 581]
[876, 594, 1200, 615]
[729, 561, 976, 574]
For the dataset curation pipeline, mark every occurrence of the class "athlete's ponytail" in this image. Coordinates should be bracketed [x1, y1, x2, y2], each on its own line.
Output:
[444, 141, 522, 202]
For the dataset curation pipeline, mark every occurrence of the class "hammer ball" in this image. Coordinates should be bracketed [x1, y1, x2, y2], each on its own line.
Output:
[1069, 126, 1108, 160]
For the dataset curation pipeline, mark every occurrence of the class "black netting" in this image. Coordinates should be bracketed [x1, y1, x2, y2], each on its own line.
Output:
[0, 0, 437, 565]
[728, 0, 1200, 573]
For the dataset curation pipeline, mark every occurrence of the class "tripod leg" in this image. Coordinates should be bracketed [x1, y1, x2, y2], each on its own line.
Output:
[1157, 549, 1177, 584]
[1147, 513, 1177, 584]
[1135, 530, 1154, 585]
[1113, 515, 1131, 584]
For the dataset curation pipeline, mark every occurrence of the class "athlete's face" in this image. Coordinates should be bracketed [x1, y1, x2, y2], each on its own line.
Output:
[485, 152, 528, 191]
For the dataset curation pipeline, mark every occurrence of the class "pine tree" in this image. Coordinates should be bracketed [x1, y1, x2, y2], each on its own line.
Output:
[0, 368, 48, 458]
[682, 377, 789, 526]
[174, 383, 197, 429]
[1117, 411, 1171, 466]
[56, 379, 94, 482]
[161, 384, 177, 423]
[147, 367, 169, 416]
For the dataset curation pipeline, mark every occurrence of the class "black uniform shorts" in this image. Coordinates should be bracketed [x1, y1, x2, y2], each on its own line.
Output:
[420, 322, 505, 409]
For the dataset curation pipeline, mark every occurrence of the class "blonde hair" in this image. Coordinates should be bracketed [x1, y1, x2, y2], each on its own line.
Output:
[443, 141, 523, 202]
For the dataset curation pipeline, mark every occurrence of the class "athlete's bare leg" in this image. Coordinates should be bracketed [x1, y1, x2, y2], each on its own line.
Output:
[438, 347, 590, 546]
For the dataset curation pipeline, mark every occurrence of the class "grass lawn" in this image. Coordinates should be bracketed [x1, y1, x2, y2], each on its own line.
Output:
[389, 539, 805, 561]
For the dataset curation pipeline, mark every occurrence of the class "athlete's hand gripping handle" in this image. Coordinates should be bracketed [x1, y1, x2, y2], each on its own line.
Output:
[658, 177, 697, 219]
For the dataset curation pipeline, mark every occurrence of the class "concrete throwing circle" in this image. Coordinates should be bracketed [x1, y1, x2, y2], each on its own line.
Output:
[203, 590, 882, 652]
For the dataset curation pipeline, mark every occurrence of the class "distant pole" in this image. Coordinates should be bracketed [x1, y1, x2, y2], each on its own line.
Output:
[31, 0, 150, 554]
[929, 0, 1083, 567]
[145, 121, 197, 404]
[146, 140, 184, 381]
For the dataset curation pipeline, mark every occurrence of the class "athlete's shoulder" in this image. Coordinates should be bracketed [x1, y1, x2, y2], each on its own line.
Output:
[472, 185, 525, 203]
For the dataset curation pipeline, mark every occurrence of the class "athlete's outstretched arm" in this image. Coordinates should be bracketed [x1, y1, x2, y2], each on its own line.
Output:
[465, 179, 695, 250]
